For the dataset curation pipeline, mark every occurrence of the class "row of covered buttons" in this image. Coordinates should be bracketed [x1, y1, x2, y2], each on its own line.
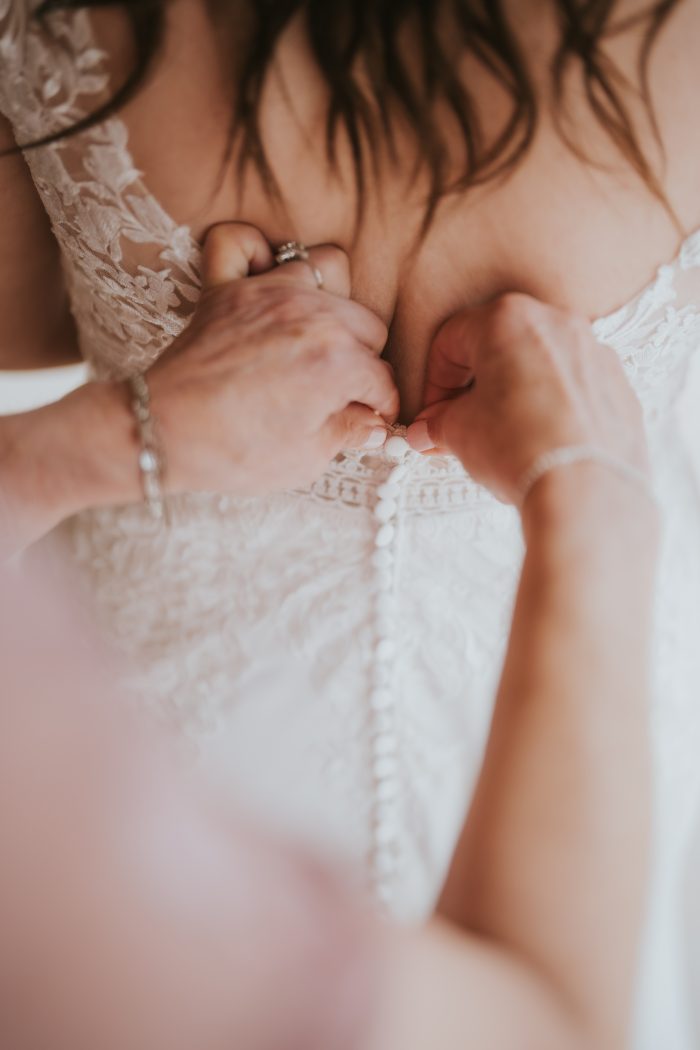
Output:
[368, 433, 415, 906]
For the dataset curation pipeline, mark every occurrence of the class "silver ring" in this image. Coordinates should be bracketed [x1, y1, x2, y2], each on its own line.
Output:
[274, 240, 324, 289]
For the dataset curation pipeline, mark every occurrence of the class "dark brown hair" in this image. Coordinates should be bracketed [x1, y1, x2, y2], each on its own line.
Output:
[20, 0, 683, 228]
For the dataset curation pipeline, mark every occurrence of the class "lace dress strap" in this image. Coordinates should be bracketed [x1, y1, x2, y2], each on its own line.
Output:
[0, 0, 202, 379]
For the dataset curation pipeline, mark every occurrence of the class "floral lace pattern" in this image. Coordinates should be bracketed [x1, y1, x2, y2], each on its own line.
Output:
[0, 0, 201, 379]
[3, 3, 700, 1046]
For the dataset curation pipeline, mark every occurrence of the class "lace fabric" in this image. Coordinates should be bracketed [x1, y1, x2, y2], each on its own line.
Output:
[2, 0, 700, 401]
[3, 3, 700, 1046]
[0, 0, 200, 378]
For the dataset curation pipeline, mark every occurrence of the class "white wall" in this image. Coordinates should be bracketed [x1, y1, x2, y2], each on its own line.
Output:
[0, 365, 87, 414]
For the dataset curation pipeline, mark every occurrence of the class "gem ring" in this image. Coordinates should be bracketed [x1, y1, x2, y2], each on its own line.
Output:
[274, 240, 324, 289]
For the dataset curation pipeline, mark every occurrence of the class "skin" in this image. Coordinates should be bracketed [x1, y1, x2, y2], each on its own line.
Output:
[0, 564, 376, 1050]
[393, 297, 655, 1049]
[0, 301, 657, 1048]
[1, 0, 699, 544]
[368, 461, 655, 1050]
[3, 2, 700, 385]
[0, 223, 398, 556]
[405, 292, 648, 492]
[0, 0, 670, 1041]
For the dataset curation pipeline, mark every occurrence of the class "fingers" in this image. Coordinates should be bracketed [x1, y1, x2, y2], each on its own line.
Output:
[202, 225, 388, 376]
[202, 227, 352, 295]
[259, 272, 387, 353]
[407, 399, 466, 456]
[407, 405, 445, 454]
[423, 310, 480, 408]
[406, 417, 437, 453]
[203, 227, 355, 295]
[202, 223, 276, 287]
[307, 245, 351, 298]
[328, 298, 389, 355]
[343, 353, 400, 422]
[264, 244, 351, 297]
[323, 403, 389, 453]
[247, 239, 388, 352]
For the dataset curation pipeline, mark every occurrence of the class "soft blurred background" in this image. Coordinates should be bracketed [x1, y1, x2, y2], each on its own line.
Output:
[2, 360, 700, 479]
[0, 364, 87, 414]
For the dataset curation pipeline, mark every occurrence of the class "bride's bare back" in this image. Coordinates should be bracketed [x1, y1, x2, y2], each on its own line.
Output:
[3, 10, 700, 1045]
[84, 0, 700, 416]
[2, 0, 700, 420]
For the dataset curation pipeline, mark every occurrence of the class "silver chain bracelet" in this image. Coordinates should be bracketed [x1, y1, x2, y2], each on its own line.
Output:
[128, 373, 167, 522]
[516, 445, 657, 509]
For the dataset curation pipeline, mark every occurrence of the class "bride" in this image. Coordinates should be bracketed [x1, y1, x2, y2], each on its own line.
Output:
[1, 1, 699, 1044]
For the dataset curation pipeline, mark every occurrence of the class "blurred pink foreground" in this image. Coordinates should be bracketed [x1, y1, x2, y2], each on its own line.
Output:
[0, 562, 373, 1050]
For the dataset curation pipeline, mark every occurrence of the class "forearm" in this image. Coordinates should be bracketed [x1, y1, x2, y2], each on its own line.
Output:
[438, 465, 658, 1045]
[0, 381, 140, 557]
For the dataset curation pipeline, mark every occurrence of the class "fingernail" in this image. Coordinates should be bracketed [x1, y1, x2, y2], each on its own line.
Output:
[362, 426, 388, 450]
[406, 420, 435, 452]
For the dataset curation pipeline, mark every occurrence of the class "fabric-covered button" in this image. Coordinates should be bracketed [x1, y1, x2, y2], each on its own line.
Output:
[374, 523, 396, 547]
[374, 498, 398, 522]
[386, 463, 409, 484]
[375, 638, 396, 662]
[385, 435, 411, 459]
[377, 481, 400, 500]
[372, 548, 393, 570]
[373, 754, 398, 779]
[370, 688, 393, 711]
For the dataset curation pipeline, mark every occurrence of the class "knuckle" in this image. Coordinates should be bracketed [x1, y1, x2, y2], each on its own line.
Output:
[192, 287, 235, 331]
[228, 220, 264, 240]
[486, 296, 525, 343]
[205, 220, 257, 251]
[321, 338, 352, 372]
[320, 321, 354, 355]
[489, 292, 549, 345]
[269, 290, 308, 326]
[304, 336, 344, 372]
[492, 291, 540, 323]
[221, 281, 247, 310]
[203, 222, 230, 255]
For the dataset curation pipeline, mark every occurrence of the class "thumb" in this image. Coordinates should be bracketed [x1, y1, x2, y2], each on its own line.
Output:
[201, 222, 276, 288]
[406, 402, 452, 454]
[423, 306, 487, 408]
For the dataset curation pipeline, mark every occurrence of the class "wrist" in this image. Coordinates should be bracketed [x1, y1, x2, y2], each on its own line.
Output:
[1, 381, 140, 544]
[522, 462, 660, 554]
[56, 380, 143, 513]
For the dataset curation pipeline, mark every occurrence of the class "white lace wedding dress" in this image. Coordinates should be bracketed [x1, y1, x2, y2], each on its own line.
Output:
[3, 3, 700, 1046]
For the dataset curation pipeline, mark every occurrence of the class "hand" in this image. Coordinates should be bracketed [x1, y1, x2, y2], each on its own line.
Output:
[0, 222, 398, 557]
[407, 293, 648, 504]
[149, 222, 398, 495]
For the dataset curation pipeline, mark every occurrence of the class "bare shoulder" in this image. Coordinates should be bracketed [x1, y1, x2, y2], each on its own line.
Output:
[0, 115, 79, 368]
